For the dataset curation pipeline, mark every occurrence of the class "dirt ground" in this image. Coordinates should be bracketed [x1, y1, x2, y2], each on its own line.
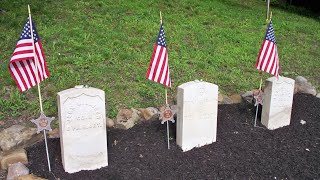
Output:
[25, 94, 320, 179]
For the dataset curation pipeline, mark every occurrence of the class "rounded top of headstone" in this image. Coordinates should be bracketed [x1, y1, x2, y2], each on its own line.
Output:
[57, 86, 105, 98]
[267, 76, 295, 84]
[74, 85, 85, 89]
[178, 80, 218, 90]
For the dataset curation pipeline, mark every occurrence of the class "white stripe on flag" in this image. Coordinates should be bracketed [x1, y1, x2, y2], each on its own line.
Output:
[16, 39, 32, 45]
[266, 44, 276, 73]
[165, 66, 170, 87]
[22, 60, 36, 86]
[148, 46, 161, 80]
[159, 53, 168, 84]
[271, 48, 279, 75]
[261, 42, 272, 71]
[11, 53, 34, 61]
[36, 42, 48, 78]
[13, 46, 33, 53]
[16, 61, 31, 89]
[257, 41, 269, 70]
[29, 60, 39, 84]
[9, 63, 26, 91]
[154, 48, 166, 81]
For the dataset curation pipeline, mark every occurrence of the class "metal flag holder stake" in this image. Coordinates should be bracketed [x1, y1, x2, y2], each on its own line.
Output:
[28, 5, 53, 172]
[254, 10, 273, 128]
[154, 11, 176, 150]
[31, 113, 55, 171]
[159, 88, 176, 149]
[254, 76, 263, 127]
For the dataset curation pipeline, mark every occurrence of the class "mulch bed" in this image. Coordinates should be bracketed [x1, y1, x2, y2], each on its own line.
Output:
[26, 94, 320, 179]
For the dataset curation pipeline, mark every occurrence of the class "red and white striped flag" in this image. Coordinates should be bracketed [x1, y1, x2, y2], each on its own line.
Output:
[146, 23, 171, 87]
[255, 20, 279, 77]
[8, 17, 50, 92]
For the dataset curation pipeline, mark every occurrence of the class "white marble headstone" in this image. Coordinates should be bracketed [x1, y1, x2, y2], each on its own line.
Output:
[176, 80, 218, 152]
[57, 86, 108, 173]
[261, 77, 295, 130]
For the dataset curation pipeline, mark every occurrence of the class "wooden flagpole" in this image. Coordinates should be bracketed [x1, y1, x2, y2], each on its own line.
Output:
[160, 11, 170, 149]
[28, 5, 51, 172]
[266, 0, 271, 22]
[28, 5, 43, 113]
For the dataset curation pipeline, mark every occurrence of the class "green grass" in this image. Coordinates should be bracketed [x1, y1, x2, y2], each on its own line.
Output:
[0, 0, 319, 120]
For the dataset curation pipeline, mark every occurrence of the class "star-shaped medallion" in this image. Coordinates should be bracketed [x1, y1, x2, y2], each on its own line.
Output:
[254, 90, 263, 106]
[159, 105, 177, 124]
[31, 113, 55, 134]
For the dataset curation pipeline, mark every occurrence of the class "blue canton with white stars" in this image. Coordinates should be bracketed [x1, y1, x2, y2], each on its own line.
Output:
[265, 20, 276, 44]
[19, 18, 40, 42]
[156, 24, 167, 47]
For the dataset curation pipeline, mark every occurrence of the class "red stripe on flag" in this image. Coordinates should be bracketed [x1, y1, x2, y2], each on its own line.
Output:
[258, 41, 271, 70]
[163, 64, 169, 87]
[25, 60, 36, 86]
[8, 64, 23, 92]
[15, 42, 33, 48]
[34, 46, 44, 81]
[21, 61, 33, 88]
[38, 41, 50, 77]
[10, 56, 34, 62]
[273, 50, 279, 76]
[146, 45, 158, 78]
[151, 46, 164, 81]
[12, 49, 34, 57]
[270, 56, 276, 75]
[255, 40, 266, 68]
[262, 43, 275, 72]
[12, 62, 28, 91]
[156, 51, 167, 82]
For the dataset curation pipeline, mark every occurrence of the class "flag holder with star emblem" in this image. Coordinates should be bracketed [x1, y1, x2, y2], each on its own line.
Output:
[254, 11, 276, 127]
[27, 5, 53, 172]
[160, 12, 175, 150]
[146, 11, 174, 149]
[159, 88, 176, 149]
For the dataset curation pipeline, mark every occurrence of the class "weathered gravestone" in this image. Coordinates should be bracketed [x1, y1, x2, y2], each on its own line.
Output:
[261, 77, 295, 130]
[57, 86, 108, 173]
[176, 80, 218, 152]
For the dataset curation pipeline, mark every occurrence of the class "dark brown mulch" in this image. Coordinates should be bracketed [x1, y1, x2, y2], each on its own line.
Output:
[26, 94, 320, 180]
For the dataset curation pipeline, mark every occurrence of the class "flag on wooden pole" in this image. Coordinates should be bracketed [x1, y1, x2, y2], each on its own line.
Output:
[9, 17, 50, 92]
[146, 23, 171, 87]
[255, 20, 279, 77]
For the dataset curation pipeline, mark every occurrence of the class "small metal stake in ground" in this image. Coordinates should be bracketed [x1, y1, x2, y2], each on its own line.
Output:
[159, 104, 176, 149]
[254, 77, 263, 127]
[159, 88, 176, 149]
[31, 113, 55, 171]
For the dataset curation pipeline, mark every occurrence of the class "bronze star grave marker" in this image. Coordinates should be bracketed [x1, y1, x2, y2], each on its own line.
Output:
[159, 105, 176, 124]
[254, 90, 263, 106]
[31, 113, 55, 134]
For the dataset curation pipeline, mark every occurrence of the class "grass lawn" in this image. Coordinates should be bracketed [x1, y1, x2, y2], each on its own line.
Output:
[0, 0, 319, 120]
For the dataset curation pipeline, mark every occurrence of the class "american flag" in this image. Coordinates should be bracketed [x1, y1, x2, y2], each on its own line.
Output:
[146, 23, 171, 87]
[255, 20, 279, 77]
[8, 17, 50, 92]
